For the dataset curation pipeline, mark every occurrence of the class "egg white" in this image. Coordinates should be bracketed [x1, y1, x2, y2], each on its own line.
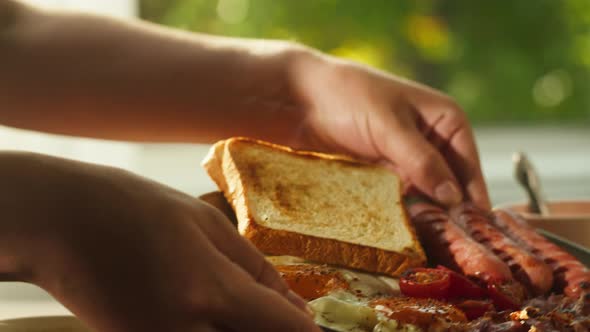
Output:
[268, 256, 421, 332]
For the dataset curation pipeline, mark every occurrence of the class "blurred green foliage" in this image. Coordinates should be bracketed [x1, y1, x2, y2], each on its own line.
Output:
[140, 0, 590, 125]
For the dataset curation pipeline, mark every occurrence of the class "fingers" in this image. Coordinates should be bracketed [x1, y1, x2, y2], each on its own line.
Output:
[405, 93, 491, 209]
[414, 98, 491, 210]
[199, 245, 320, 332]
[378, 111, 463, 206]
[177, 226, 317, 332]
[407, 201, 446, 217]
[217, 277, 321, 332]
[445, 126, 491, 210]
[195, 203, 309, 312]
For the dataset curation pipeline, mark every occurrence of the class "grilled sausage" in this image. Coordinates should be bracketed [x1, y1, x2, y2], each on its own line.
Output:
[492, 209, 590, 297]
[450, 203, 553, 295]
[409, 203, 513, 283]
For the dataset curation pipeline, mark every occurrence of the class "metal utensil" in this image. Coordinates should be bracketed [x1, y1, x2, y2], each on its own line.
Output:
[513, 152, 550, 215]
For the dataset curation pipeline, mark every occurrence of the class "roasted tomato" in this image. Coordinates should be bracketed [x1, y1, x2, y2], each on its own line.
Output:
[400, 268, 451, 299]
[452, 299, 494, 320]
[487, 280, 526, 311]
[436, 265, 486, 299]
[370, 297, 467, 327]
[275, 264, 349, 301]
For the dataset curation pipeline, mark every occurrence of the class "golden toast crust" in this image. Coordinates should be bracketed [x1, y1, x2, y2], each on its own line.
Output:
[202, 137, 426, 276]
[243, 221, 423, 276]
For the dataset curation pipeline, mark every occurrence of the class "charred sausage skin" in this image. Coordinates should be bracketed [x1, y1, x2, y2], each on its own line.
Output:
[492, 209, 590, 298]
[409, 203, 513, 283]
[450, 204, 553, 295]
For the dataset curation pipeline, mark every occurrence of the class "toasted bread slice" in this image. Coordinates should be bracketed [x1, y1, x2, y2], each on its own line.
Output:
[202, 137, 425, 276]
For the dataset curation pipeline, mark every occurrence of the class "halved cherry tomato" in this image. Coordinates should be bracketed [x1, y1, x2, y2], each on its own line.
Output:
[399, 268, 451, 299]
[436, 265, 486, 299]
[486, 280, 526, 311]
[452, 299, 494, 320]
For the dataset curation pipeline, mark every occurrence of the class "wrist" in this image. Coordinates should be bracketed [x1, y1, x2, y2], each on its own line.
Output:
[208, 40, 320, 145]
[286, 43, 358, 112]
[284, 44, 363, 150]
[285, 43, 329, 96]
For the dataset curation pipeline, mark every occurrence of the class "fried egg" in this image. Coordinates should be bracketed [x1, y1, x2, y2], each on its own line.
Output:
[270, 257, 464, 332]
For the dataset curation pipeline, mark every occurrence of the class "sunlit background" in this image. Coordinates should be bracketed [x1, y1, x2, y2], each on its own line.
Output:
[144, 0, 590, 125]
[1, 0, 589, 318]
[139, 0, 590, 201]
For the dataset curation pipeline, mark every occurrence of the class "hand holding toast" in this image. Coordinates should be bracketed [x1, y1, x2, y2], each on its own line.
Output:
[290, 53, 490, 209]
[0, 152, 317, 332]
[0, 1, 487, 209]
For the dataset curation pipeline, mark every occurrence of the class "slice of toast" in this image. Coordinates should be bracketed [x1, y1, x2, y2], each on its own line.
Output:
[202, 137, 425, 276]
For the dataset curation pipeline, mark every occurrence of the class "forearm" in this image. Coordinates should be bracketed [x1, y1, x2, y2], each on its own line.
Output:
[0, 1, 313, 143]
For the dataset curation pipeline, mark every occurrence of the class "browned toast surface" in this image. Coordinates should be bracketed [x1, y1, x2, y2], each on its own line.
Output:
[202, 137, 425, 276]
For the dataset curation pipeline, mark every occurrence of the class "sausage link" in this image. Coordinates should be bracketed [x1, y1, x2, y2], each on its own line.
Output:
[450, 204, 553, 295]
[409, 202, 513, 283]
[492, 209, 590, 297]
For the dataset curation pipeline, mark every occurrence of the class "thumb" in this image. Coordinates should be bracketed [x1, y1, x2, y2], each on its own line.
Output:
[378, 113, 463, 206]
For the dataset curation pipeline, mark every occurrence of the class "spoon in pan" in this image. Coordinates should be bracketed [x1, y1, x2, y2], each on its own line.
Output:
[513, 151, 550, 216]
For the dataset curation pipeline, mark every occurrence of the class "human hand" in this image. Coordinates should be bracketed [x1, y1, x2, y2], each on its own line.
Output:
[7, 154, 318, 332]
[289, 52, 490, 209]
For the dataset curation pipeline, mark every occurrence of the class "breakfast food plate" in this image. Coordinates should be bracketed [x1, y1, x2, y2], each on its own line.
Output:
[200, 190, 590, 332]
[197, 137, 590, 331]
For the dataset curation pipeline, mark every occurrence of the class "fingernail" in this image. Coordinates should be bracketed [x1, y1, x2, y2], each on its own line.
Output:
[286, 290, 313, 316]
[434, 181, 463, 206]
